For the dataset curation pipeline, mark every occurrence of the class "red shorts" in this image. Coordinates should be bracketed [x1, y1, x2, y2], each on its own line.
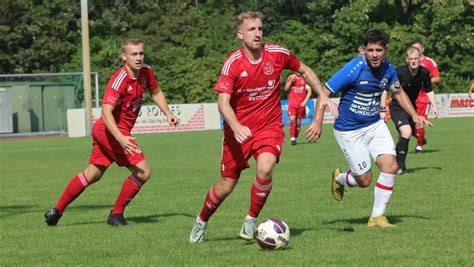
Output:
[89, 125, 145, 167]
[288, 105, 306, 119]
[220, 127, 285, 179]
[416, 102, 430, 119]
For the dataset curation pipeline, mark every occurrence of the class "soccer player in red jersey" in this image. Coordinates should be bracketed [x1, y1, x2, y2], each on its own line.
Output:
[44, 38, 179, 226]
[285, 73, 311, 145]
[411, 39, 440, 153]
[189, 11, 337, 244]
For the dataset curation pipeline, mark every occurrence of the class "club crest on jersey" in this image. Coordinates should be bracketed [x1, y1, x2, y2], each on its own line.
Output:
[131, 98, 144, 113]
[263, 61, 274, 75]
[139, 77, 147, 88]
[379, 77, 388, 90]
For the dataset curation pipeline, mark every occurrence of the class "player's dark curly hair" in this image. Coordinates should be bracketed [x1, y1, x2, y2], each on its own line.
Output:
[363, 30, 389, 47]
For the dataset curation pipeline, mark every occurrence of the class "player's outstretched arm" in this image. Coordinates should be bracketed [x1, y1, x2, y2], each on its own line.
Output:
[393, 88, 433, 127]
[102, 104, 138, 155]
[305, 86, 332, 143]
[150, 86, 179, 127]
[297, 63, 338, 118]
[218, 93, 251, 144]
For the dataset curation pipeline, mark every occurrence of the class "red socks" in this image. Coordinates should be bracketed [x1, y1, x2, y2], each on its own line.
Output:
[111, 175, 143, 215]
[289, 120, 296, 138]
[416, 127, 425, 146]
[248, 177, 272, 218]
[56, 172, 89, 214]
[295, 123, 301, 138]
[198, 186, 223, 222]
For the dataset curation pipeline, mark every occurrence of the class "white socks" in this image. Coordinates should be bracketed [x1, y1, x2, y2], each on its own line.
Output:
[336, 171, 359, 187]
[371, 172, 395, 217]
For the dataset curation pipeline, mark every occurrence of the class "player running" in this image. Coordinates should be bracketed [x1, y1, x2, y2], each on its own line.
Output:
[305, 30, 432, 227]
[285, 73, 311, 145]
[189, 11, 337, 244]
[44, 38, 179, 227]
[390, 46, 438, 173]
[411, 39, 441, 153]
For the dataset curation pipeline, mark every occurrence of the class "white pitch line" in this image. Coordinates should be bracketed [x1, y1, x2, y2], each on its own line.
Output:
[0, 145, 84, 153]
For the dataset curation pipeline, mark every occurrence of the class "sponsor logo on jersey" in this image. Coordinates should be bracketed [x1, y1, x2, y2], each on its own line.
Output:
[219, 81, 230, 90]
[139, 77, 147, 88]
[131, 98, 144, 113]
[360, 81, 368, 84]
[240, 70, 248, 77]
[263, 61, 274, 75]
[128, 85, 133, 92]
[268, 80, 275, 89]
[380, 77, 389, 90]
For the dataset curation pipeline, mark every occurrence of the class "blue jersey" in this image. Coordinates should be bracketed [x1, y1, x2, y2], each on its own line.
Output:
[325, 56, 398, 131]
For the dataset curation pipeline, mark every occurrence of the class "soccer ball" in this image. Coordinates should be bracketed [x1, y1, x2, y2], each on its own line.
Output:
[256, 218, 290, 250]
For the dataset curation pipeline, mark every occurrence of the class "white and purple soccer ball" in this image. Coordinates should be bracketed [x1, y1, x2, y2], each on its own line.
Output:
[256, 218, 290, 250]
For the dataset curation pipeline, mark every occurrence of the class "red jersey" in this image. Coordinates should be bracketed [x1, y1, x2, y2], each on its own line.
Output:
[95, 65, 158, 134]
[215, 43, 301, 138]
[288, 75, 308, 107]
[417, 56, 439, 104]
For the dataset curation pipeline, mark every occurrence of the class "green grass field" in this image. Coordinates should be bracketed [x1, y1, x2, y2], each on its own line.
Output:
[1, 117, 473, 265]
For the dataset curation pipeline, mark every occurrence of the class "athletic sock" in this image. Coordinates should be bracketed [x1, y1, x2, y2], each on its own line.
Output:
[198, 185, 223, 222]
[396, 137, 409, 168]
[56, 172, 90, 214]
[289, 120, 296, 139]
[248, 177, 272, 218]
[371, 172, 395, 217]
[416, 128, 425, 147]
[295, 123, 301, 138]
[111, 174, 143, 215]
[335, 171, 359, 187]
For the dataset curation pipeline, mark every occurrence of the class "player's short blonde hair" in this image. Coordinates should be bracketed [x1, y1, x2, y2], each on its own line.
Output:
[406, 46, 420, 57]
[122, 38, 144, 53]
[236, 11, 263, 30]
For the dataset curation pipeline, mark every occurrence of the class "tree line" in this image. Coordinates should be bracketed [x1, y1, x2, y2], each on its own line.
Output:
[1, 0, 472, 104]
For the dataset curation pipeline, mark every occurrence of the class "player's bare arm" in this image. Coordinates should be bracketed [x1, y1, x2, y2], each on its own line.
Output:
[298, 63, 338, 118]
[393, 87, 433, 127]
[431, 76, 441, 85]
[101, 104, 138, 155]
[426, 91, 438, 118]
[301, 84, 312, 107]
[284, 74, 294, 91]
[380, 90, 388, 120]
[305, 86, 331, 143]
[218, 93, 251, 144]
[150, 85, 179, 126]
